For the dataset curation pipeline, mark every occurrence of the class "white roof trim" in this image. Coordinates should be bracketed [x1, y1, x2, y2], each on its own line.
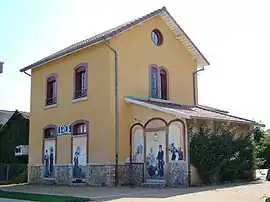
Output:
[160, 10, 209, 67]
[124, 97, 190, 119]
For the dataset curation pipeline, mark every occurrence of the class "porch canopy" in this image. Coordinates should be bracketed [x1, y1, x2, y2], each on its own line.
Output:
[124, 96, 256, 126]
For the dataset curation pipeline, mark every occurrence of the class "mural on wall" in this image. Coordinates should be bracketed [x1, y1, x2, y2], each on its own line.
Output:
[168, 124, 184, 162]
[43, 140, 56, 178]
[146, 131, 166, 181]
[132, 128, 144, 163]
[72, 136, 87, 179]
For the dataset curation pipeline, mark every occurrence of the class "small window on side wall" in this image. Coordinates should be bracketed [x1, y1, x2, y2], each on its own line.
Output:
[74, 64, 87, 99]
[46, 75, 57, 106]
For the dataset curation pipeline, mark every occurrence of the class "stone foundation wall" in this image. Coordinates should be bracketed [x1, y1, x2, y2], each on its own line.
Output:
[118, 164, 144, 186]
[27, 164, 144, 187]
[28, 165, 43, 184]
[55, 164, 73, 185]
[87, 165, 115, 186]
[167, 161, 188, 187]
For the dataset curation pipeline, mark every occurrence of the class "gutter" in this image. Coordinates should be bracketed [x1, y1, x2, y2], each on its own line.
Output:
[103, 40, 119, 186]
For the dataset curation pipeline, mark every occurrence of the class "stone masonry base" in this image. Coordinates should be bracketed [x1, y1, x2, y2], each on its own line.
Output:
[28, 162, 187, 187]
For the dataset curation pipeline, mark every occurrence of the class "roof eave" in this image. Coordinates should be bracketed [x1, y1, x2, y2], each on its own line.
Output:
[19, 37, 112, 72]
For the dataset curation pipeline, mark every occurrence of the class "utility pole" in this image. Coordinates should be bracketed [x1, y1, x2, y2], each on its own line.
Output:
[0, 61, 4, 74]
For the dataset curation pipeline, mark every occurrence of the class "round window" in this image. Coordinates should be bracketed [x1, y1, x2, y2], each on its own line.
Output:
[151, 29, 163, 46]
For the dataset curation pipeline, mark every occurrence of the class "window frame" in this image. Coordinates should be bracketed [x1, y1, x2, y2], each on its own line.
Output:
[149, 65, 169, 100]
[45, 74, 57, 106]
[151, 29, 163, 46]
[73, 63, 88, 100]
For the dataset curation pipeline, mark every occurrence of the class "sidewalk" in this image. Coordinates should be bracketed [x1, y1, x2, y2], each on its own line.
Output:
[0, 180, 269, 201]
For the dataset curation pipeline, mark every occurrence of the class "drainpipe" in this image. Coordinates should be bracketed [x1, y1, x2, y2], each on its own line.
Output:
[23, 71, 31, 77]
[103, 40, 119, 186]
[192, 67, 205, 106]
[188, 67, 205, 187]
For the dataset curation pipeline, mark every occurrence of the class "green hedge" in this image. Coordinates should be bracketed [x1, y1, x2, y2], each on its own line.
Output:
[189, 124, 264, 184]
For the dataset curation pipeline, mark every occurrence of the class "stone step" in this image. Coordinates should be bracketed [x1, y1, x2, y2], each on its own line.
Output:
[142, 182, 166, 188]
[43, 179, 55, 185]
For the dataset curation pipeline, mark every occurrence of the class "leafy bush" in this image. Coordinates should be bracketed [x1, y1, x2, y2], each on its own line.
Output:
[259, 141, 270, 168]
[189, 124, 264, 184]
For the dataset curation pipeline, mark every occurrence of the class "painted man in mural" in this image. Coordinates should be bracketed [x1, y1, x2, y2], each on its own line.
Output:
[49, 146, 54, 176]
[44, 149, 49, 177]
[157, 145, 164, 177]
[73, 146, 82, 178]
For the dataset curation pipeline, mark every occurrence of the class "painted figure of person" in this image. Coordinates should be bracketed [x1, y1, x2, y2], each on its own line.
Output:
[147, 148, 158, 177]
[44, 149, 49, 177]
[73, 146, 81, 178]
[177, 147, 184, 161]
[157, 145, 164, 177]
[49, 146, 54, 177]
[134, 145, 143, 163]
[169, 143, 177, 161]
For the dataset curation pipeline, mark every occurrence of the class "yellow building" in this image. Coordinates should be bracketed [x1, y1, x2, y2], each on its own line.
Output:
[20, 7, 256, 186]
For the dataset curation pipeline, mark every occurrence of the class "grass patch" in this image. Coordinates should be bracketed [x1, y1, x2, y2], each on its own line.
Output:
[0, 190, 89, 202]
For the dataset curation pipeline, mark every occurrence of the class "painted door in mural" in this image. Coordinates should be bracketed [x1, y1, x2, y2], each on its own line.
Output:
[72, 136, 87, 180]
[146, 131, 166, 182]
[43, 139, 56, 178]
[168, 124, 184, 162]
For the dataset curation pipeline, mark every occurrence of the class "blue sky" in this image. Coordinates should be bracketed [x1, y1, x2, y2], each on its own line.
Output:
[0, 0, 269, 128]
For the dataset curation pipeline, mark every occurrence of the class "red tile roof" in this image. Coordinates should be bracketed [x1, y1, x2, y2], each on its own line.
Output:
[20, 6, 209, 72]
[126, 97, 255, 125]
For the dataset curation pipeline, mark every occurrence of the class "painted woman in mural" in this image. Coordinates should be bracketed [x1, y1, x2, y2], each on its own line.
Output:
[49, 146, 54, 176]
[44, 149, 49, 177]
[157, 145, 164, 177]
[177, 147, 184, 161]
[169, 143, 177, 161]
[133, 145, 143, 163]
[73, 146, 82, 178]
[147, 148, 158, 177]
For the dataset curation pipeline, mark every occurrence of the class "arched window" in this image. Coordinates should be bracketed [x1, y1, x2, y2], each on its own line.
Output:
[44, 127, 56, 139]
[46, 75, 57, 105]
[73, 123, 88, 135]
[74, 64, 88, 99]
[149, 66, 169, 100]
[159, 68, 168, 100]
[150, 66, 158, 99]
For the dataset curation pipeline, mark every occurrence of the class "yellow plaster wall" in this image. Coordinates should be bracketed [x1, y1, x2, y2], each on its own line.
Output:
[29, 43, 115, 165]
[110, 15, 197, 164]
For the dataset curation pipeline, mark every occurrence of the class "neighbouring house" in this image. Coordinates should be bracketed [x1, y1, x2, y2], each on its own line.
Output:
[0, 110, 29, 164]
[19, 6, 258, 186]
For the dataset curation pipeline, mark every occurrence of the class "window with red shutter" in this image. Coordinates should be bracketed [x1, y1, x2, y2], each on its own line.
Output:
[160, 69, 168, 100]
[46, 76, 57, 105]
[74, 66, 87, 99]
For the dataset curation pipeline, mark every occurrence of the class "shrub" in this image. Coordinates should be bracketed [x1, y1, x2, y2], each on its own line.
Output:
[189, 124, 263, 184]
[259, 142, 270, 168]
